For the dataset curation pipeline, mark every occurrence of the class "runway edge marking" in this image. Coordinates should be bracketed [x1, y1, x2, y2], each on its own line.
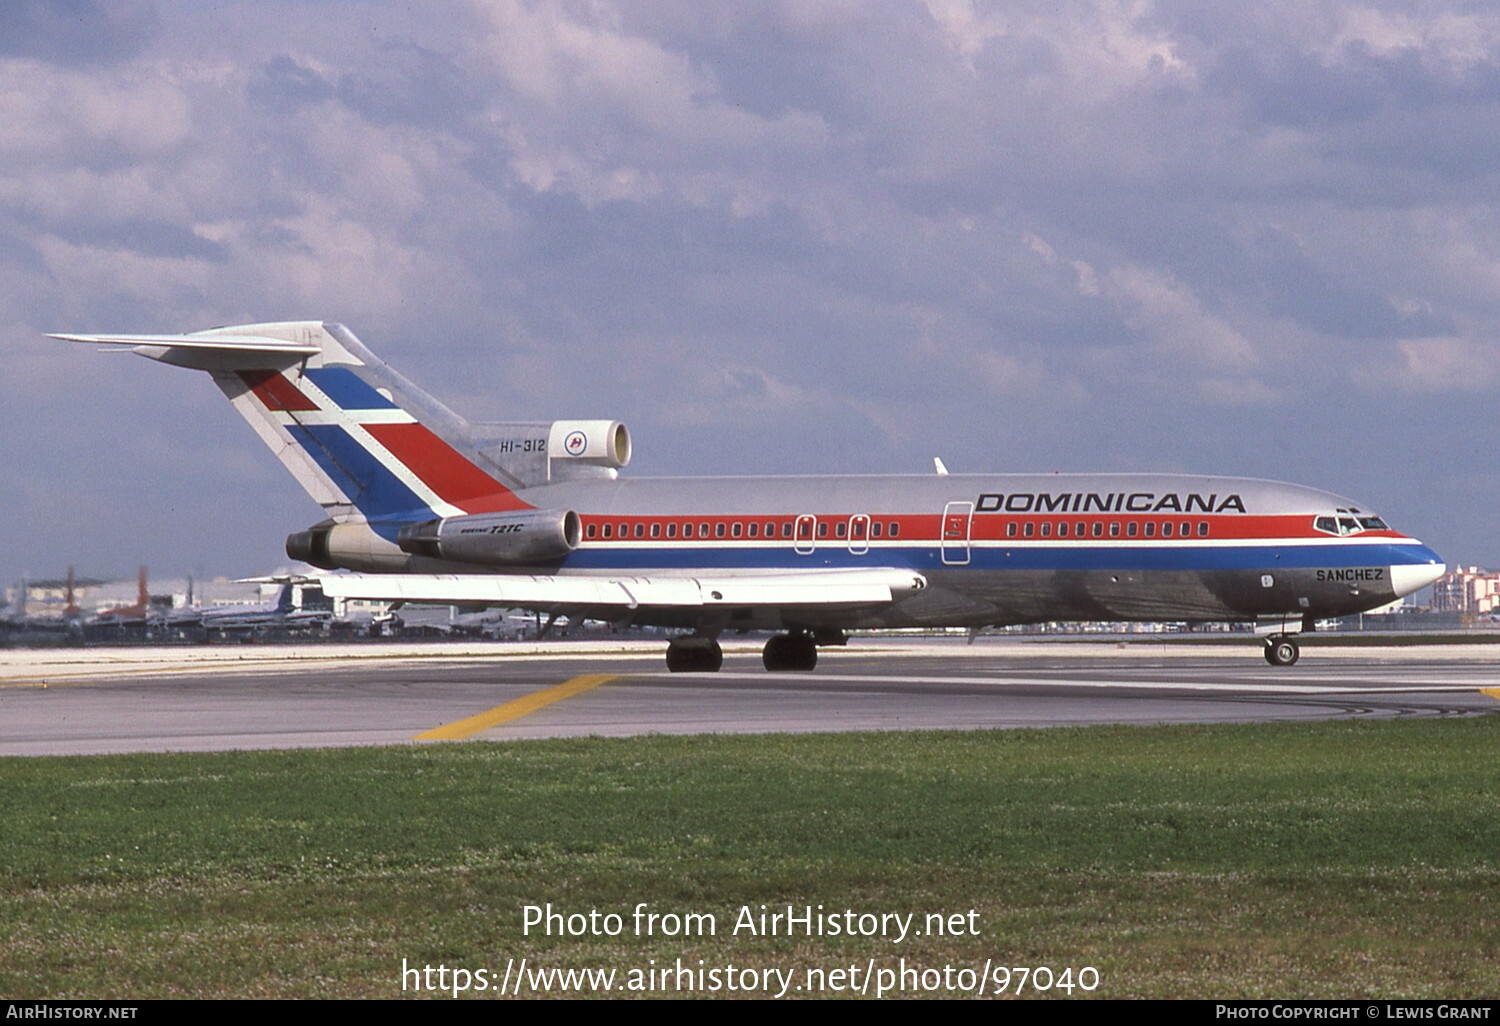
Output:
[415, 674, 619, 740]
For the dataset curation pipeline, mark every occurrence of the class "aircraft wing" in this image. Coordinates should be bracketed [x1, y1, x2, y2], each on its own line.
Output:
[317, 568, 926, 615]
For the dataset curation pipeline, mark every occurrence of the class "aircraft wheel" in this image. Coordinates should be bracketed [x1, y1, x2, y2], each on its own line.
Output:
[666, 637, 723, 673]
[762, 633, 817, 672]
[1263, 637, 1300, 667]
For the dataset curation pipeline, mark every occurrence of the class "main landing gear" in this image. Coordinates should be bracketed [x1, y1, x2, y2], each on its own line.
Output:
[762, 632, 817, 672]
[664, 631, 824, 672]
[665, 635, 723, 673]
[1263, 636, 1300, 666]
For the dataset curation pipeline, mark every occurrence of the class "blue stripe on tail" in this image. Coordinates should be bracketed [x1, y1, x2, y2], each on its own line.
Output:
[287, 424, 433, 520]
[303, 367, 400, 410]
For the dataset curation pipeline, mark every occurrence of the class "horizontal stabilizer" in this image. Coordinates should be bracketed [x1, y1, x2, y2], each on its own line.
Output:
[51, 332, 320, 371]
[318, 568, 927, 611]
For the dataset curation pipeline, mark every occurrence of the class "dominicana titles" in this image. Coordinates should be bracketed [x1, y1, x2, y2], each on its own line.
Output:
[974, 491, 1247, 514]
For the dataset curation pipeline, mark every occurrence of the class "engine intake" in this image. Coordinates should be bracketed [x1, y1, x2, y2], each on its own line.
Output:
[548, 420, 631, 467]
[396, 509, 581, 567]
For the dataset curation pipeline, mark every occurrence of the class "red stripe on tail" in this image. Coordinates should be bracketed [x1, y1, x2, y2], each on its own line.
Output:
[238, 370, 320, 412]
[364, 422, 529, 513]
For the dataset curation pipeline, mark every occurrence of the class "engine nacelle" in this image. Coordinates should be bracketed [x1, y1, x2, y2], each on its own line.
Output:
[286, 523, 336, 569]
[286, 521, 409, 572]
[396, 509, 581, 567]
[474, 419, 631, 486]
[548, 420, 631, 468]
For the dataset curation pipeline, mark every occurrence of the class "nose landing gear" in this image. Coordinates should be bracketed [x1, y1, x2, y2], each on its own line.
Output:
[1263, 636, 1300, 666]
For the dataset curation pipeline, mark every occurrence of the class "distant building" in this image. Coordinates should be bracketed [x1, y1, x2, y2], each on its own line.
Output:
[1431, 566, 1500, 616]
[12, 573, 265, 618]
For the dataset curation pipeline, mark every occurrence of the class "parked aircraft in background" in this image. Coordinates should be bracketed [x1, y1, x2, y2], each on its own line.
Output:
[90, 566, 153, 629]
[162, 577, 332, 636]
[17, 566, 86, 636]
[1, 577, 26, 640]
[56, 322, 1446, 670]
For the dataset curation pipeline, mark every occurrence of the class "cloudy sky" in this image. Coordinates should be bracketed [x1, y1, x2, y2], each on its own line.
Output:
[2, 0, 1497, 586]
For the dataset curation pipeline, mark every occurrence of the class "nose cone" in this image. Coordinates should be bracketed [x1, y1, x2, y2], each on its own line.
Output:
[1391, 556, 1446, 598]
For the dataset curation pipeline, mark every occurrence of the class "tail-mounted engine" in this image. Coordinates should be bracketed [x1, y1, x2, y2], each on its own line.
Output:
[286, 520, 408, 571]
[287, 509, 581, 572]
[473, 420, 631, 487]
[395, 509, 581, 567]
[548, 420, 630, 468]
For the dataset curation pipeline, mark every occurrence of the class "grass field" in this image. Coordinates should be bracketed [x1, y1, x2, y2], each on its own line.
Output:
[2, 717, 1497, 999]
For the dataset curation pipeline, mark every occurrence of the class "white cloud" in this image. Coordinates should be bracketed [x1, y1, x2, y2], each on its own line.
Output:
[1330, 7, 1500, 67]
[467, 0, 829, 210]
[1105, 263, 1258, 370]
[923, 0, 1191, 88]
[920, 0, 1009, 64]
[1393, 336, 1498, 392]
[0, 60, 191, 159]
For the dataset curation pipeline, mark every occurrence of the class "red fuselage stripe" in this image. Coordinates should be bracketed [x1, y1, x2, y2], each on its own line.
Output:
[574, 512, 1409, 544]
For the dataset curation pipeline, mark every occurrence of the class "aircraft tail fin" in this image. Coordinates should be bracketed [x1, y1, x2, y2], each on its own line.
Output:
[53, 322, 530, 524]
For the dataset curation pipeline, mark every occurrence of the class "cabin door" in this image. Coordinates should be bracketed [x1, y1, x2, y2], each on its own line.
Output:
[794, 514, 817, 555]
[847, 514, 871, 556]
[941, 501, 973, 565]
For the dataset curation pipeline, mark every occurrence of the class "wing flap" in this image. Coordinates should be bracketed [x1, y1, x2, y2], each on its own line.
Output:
[317, 568, 926, 611]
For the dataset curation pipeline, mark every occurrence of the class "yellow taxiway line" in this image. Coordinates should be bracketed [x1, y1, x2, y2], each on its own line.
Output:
[1482, 688, 1500, 701]
[415, 673, 618, 740]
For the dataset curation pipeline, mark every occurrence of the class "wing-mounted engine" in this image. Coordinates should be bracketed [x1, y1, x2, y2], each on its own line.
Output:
[396, 509, 582, 567]
[471, 420, 631, 487]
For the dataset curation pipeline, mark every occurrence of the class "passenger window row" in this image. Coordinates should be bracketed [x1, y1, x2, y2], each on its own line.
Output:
[1004, 520, 1210, 539]
[582, 519, 904, 541]
[581, 516, 1214, 542]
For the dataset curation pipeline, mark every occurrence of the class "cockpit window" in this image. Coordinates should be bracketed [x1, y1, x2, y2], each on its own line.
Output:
[1314, 513, 1390, 536]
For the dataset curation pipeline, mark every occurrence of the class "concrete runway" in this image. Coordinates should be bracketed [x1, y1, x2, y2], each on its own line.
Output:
[1, 637, 1497, 756]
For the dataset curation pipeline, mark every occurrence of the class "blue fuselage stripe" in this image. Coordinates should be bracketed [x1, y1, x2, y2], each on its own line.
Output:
[560, 542, 1440, 573]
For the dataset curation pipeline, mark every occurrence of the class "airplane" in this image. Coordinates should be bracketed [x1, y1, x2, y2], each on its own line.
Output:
[89, 565, 153, 632]
[163, 577, 332, 635]
[20, 566, 86, 635]
[53, 321, 1446, 671]
[1, 577, 25, 637]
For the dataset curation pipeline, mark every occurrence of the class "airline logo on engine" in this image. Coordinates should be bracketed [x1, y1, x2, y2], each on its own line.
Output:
[564, 430, 588, 456]
[975, 492, 1248, 514]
